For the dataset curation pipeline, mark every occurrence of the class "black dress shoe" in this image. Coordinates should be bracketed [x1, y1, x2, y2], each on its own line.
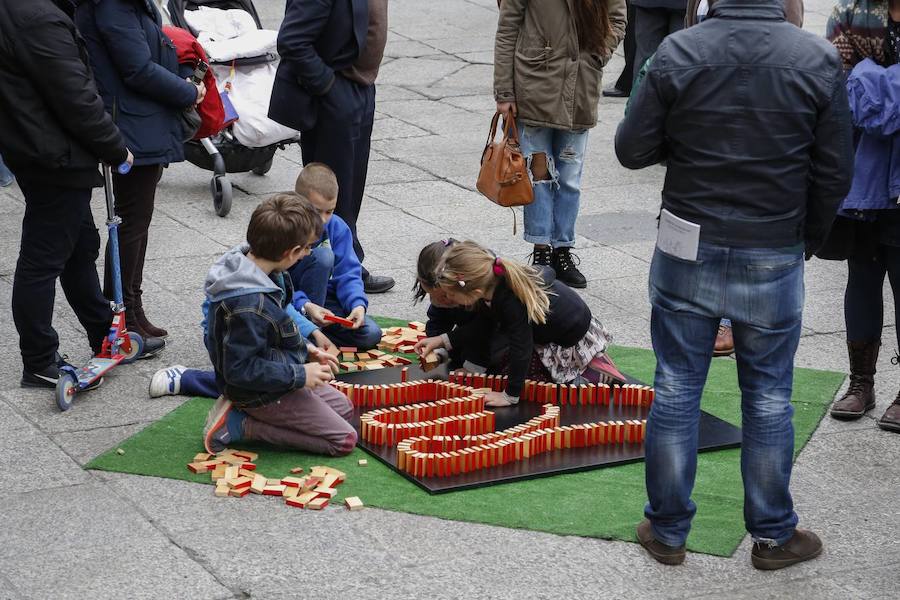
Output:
[363, 274, 395, 294]
[602, 86, 630, 98]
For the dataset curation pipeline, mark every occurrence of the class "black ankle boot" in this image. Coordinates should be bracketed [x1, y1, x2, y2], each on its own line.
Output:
[529, 245, 554, 268]
[552, 247, 587, 289]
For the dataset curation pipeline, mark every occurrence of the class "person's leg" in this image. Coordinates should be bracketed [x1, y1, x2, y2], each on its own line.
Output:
[287, 245, 334, 307]
[549, 128, 589, 288]
[104, 165, 160, 313]
[877, 246, 900, 431]
[634, 7, 669, 84]
[181, 369, 219, 398]
[832, 256, 886, 418]
[348, 85, 375, 269]
[725, 246, 814, 567]
[611, 1, 636, 93]
[59, 194, 114, 354]
[643, 244, 724, 552]
[668, 9, 686, 36]
[519, 123, 555, 267]
[243, 386, 358, 455]
[12, 180, 101, 373]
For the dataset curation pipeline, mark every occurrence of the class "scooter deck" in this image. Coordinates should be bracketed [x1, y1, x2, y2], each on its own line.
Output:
[74, 356, 122, 388]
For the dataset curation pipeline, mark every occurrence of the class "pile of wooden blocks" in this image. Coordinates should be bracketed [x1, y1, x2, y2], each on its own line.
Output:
[448, 370, 655, 408]
[186, 450, 364, 511]
[337, 347, 413, 373]
[377, 322, 427, 352]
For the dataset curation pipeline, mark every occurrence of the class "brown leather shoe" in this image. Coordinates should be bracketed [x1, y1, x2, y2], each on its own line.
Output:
[751, 529, 823, 570]
[636, 519, 686, 565]
[133, 306, 168, 338]
[713, 324, 734, 357]
[877, 396, 900, 433]
[831, 339, 880, 420]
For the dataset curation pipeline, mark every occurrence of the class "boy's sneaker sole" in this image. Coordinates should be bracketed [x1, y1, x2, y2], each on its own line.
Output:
[203, 396, 233, 454]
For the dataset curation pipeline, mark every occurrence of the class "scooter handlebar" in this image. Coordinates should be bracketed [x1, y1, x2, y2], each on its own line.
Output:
[117, 162, 131, 175]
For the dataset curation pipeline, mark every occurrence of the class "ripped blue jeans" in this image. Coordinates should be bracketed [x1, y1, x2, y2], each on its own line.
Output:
[518, 123, 589, 248]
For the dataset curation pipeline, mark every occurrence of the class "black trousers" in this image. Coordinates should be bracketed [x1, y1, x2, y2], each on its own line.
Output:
[845, 247, 900, 347]
[12, 178, 111, 371]
[634, 6, 685, 79]
[301, 78, 376, 277]
[103, 164, 162, 311]
[613, 2, 637, 93]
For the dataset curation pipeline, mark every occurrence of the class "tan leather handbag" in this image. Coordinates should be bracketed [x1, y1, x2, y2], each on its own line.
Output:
[476, 110, 534, 208]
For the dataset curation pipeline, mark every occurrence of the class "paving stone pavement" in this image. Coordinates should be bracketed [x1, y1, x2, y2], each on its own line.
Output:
[1, 1, 897, 598]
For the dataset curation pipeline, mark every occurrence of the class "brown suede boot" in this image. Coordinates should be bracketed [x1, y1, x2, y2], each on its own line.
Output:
[830, 340, 880, 420]
[877, 388, 900, 433]
[133, 306, 168, 338]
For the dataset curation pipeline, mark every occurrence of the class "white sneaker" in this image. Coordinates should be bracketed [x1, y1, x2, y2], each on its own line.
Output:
[149, 365, 186, 398]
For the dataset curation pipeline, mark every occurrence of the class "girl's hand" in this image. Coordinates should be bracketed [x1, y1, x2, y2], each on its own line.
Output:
[304, 302, 335, 327]
[303, 362, 334, 388]
[348, 306, 366, 329]
[496, 101, 517, 117]
[484, 391, 518, 407]
[414, 336, 446, 357]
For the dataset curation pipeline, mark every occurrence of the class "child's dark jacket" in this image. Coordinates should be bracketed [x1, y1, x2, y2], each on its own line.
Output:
[205, 244, 309, 408]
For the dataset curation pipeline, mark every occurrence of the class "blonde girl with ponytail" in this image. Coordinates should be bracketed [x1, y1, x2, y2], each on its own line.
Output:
[415, 241, 624, 407]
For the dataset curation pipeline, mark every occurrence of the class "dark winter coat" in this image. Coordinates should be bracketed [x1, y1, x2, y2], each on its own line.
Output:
[269, 0, 369, 132]
[76, 0, 197, 165]
[616, 0, 854, 255]
[0, 0, 127, 188]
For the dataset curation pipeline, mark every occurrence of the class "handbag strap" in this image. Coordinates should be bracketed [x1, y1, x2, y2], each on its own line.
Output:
[501, 110, 521, 144]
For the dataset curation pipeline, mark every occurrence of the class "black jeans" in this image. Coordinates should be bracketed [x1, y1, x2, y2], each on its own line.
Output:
[845, 246, 900, 346]
[301, 78, 376, 277]
[103, 164, 162, 311]
[634, 6, 685, 78]
[12, 178, 111, 371]
[613, 2, 637, 93]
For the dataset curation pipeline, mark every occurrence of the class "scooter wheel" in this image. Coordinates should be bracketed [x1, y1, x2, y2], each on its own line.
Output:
[56, 371, 77, 412]
[212, 175, 232, 217]
[121, 331, 144, 365]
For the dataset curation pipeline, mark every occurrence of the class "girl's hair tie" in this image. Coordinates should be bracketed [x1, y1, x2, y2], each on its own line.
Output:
[493, 257, 505, 276]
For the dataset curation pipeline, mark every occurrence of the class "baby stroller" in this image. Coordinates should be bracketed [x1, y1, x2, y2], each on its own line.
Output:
[167, 0, 301, 217]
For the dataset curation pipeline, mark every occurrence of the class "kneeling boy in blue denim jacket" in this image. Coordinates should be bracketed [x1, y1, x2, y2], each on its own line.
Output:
[288, 163, 383, 351]
[202, 193, 358, 457]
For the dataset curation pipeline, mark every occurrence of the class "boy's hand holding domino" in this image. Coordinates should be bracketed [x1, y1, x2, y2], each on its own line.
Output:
[348, 306, 366, 329]
[303, 362, 334, 388]
[304, 302, 335, 327]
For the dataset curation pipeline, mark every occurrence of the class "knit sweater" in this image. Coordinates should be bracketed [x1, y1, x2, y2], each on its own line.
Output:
[826, 0, 890, 70]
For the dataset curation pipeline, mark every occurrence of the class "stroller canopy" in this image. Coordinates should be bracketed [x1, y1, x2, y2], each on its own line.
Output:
[167, 0, 263, 37]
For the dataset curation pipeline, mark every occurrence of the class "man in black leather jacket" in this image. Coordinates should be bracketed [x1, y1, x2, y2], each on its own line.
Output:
[615, 0, 853, 570]
[0, 0, 132, 388]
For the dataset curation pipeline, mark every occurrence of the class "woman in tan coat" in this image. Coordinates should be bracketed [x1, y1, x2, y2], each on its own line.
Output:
[494, 0, 626, 288]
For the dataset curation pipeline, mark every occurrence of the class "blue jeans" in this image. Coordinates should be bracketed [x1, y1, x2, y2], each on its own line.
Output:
[182, 368, 219, 398]
[289, 245, 381, 350]
[518, 123, 589, 248]
[289, 245, 333, 307]
[645, 242, 804, 547]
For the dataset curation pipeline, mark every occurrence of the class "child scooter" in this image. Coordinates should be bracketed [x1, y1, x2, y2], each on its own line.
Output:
[56, 162, 144, 411]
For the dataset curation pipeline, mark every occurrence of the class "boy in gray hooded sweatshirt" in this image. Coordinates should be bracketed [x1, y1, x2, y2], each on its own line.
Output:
[202, 194, 358, 457]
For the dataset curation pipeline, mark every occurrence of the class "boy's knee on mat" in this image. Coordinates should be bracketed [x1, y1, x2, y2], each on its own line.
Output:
[330, 430, 358, 456]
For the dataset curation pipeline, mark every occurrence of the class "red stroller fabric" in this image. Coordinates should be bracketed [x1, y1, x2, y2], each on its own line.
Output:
[163, 26, 227, 139]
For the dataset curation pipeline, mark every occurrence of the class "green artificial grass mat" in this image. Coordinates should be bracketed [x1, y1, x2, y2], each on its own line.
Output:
[87, 322, 844, 557]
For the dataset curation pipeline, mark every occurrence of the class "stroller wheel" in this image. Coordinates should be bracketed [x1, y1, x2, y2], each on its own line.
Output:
[251, 158, 273, 176]
[56, 371, 77, 412]
[211, 175, 232, 217]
